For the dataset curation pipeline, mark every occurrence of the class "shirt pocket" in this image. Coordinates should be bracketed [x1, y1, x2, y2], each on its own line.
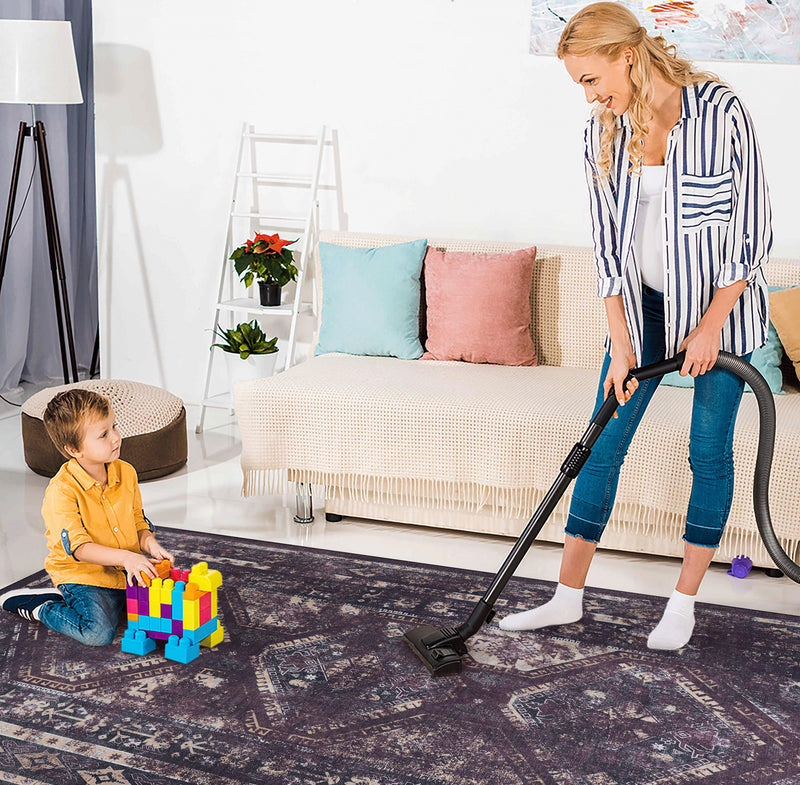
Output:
[680, 170, 733, 232]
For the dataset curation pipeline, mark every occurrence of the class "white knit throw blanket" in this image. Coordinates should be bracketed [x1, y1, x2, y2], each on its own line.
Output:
[236, 354, 800, 544]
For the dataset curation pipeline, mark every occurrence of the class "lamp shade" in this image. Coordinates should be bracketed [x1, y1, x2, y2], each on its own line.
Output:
[0, 20, 83, 104]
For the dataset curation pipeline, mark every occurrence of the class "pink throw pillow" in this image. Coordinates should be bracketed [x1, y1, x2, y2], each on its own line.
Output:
[422, 246, 538, 366]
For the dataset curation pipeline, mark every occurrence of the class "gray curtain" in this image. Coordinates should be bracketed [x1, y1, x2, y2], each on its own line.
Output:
[0, 0, 97, 392]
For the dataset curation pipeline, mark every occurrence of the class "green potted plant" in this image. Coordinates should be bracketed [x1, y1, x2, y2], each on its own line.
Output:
[230, 232, 298, 306]
[212, 320, 280, 401]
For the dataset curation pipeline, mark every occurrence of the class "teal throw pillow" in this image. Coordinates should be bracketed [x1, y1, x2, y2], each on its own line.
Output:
[661, 287, 785, 394]
[315, 239, 427, 360]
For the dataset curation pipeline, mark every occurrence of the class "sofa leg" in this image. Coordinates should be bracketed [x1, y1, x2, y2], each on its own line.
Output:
[325, 513, 343, 523]
[294, 482, 314, 524]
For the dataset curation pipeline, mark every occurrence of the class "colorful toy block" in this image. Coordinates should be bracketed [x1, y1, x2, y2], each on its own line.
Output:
[121, 628, 156, 656]
[121, 558, 224, 663]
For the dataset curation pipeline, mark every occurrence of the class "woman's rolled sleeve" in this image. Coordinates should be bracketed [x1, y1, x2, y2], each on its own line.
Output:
[718, 98, 773, 289]
[584, 123, 623, 297]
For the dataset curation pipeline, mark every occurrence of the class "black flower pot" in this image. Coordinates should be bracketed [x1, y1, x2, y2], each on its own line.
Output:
[258, 282, 281, 307]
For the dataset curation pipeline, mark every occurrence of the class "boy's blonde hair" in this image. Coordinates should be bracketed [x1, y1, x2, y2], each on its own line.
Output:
[557, 2, 721, 181]
[43, 389, 111, 458]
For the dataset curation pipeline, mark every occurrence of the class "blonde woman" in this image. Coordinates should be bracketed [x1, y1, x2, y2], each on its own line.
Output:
[500, 3, 772, 649]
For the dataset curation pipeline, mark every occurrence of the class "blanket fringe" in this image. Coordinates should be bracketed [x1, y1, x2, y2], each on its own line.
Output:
[241, 468, 798, 563]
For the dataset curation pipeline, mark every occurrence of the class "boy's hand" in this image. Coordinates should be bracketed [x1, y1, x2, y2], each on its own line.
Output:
[146, 540, 174, 566]
[121, 552, 159, 586]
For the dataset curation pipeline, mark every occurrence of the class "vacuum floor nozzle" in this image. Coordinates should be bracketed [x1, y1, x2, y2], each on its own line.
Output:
[403, 625, 465, 676]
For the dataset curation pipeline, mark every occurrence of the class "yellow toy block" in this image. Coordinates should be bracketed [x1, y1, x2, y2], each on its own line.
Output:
[188, 562, 223, 593]
[161, 578, 174, 605]
[149, 578, 162, 617]
[200, 622, 224, 648]
[183, 599, 200, 630]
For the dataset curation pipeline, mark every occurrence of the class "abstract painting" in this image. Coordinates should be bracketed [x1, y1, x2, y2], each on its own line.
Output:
[530, 0, 800, 63]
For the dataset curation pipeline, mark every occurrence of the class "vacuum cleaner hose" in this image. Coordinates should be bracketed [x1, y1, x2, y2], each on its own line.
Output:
[628, 350, 798, 582]
[709, 351, 800, 583]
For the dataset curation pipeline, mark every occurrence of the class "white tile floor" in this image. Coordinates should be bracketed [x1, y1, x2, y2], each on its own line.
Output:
[1, 391, 798, 619]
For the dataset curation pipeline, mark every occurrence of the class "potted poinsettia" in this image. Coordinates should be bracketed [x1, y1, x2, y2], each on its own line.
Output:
[230, 232, 298, 306]
[212, 320, 280, 402]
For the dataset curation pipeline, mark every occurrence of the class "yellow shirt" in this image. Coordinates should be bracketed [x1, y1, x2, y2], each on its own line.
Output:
[43, 459, 150, 590]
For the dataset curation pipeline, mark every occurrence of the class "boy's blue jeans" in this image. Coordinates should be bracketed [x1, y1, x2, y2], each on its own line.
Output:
[38, 583, 125, 646]
[565, 285, 751, 549]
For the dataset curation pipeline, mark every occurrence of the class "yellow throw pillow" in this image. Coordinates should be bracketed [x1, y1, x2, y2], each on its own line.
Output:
[769, 286, 800, 383]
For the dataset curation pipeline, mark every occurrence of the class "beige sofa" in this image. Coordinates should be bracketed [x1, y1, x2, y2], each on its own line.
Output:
[235, 231, 800, 569]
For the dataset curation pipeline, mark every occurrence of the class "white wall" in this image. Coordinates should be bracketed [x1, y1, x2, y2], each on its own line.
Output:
[93, 1, 800, 403]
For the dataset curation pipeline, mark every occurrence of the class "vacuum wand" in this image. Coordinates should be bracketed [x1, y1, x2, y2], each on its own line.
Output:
[404, 350, 794, 676]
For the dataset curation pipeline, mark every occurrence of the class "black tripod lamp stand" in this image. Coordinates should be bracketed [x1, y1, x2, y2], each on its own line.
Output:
[0, 20, 84, 385]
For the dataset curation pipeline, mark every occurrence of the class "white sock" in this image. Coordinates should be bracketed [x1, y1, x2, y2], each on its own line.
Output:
[498, 583, 584, 631]
[647, 589, 696, 650]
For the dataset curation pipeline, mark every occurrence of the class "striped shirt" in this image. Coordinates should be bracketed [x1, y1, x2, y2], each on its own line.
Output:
[584, 81, 773, 363]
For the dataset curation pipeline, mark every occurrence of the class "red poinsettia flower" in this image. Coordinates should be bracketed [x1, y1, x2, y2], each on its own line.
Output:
[251, 232, 294, 255]
[245, 239, 254, 252]
[268, 236, 295, 254]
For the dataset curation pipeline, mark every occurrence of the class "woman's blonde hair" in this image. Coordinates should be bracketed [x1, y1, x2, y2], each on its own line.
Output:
[557, 2, 721, 181]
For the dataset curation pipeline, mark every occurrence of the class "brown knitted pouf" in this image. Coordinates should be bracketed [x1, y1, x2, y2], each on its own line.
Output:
[21, 380, 187, 481]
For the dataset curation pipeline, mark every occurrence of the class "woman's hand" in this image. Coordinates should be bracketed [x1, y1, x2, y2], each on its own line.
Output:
[603, 348, 638, 418]
[121, 552, 160, 586]
[679, 324, 721, 377]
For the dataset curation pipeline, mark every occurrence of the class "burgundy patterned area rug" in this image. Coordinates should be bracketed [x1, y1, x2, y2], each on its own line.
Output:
[2, 528, 800, 785]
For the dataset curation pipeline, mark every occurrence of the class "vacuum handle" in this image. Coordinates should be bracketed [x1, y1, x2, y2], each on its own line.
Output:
[593, 352, 686, 432]
[629, 351, 686, 384]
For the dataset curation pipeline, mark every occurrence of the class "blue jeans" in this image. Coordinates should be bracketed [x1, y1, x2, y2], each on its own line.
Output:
[565, 285, 751, 549]
[38, 583, 125, 646]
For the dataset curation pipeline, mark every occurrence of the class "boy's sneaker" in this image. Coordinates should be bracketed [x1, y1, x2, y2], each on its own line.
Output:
[0, 588, 62, 621]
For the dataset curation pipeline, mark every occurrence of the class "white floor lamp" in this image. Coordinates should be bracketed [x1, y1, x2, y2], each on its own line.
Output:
[0, 20, 84, 385]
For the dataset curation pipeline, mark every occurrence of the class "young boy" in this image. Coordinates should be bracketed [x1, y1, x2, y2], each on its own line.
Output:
[0, 388, 173, 646]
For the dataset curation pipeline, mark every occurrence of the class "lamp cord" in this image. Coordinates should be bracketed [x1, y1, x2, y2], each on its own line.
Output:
[0, 394, 21, 407]
[7, 151, 37, 242]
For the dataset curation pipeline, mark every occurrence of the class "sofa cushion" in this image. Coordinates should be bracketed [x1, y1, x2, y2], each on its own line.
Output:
[314, 239, 427, 360]
[770, 285, 800, 384]
[422, 246, 538, 365]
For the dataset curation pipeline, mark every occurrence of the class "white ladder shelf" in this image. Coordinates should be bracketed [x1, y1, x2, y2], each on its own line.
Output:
[196, 124, 341, 433]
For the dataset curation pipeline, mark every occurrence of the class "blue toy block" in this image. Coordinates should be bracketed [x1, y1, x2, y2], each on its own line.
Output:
[171, 582, 185, 620]
[126, 619, 140, 631]
[183, 617, 219, 645]
[164, 633, 200, 664]
[161, 618, 172, 633]
[121, 629, 156, 656]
